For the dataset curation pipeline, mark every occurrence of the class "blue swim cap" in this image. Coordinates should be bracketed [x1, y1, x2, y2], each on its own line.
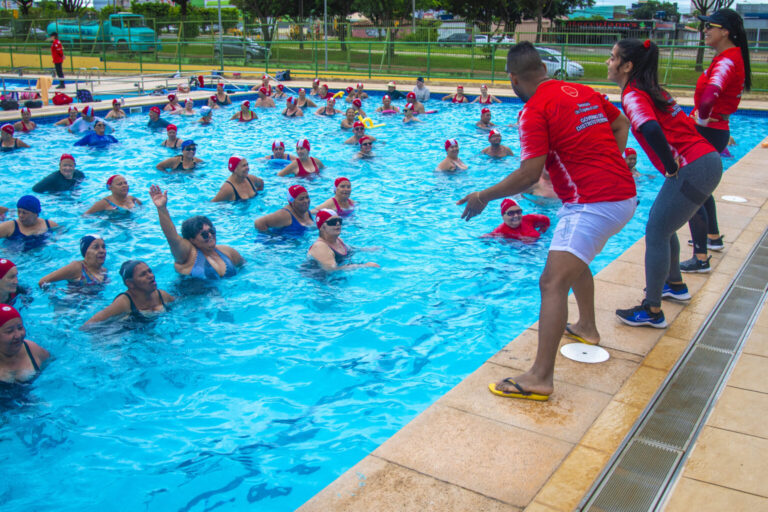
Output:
[16, 195, 41, 215]
[79, 235, 102, 257]
[181, 139, 196, 149]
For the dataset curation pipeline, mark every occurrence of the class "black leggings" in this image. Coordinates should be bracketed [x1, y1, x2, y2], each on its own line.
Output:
[688, 126, 730, 254]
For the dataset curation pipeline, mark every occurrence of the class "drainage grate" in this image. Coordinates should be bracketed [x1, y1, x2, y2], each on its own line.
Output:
[580, 227, 768, 512]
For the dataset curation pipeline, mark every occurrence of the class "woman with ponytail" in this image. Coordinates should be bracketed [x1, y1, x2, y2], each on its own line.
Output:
[683, 8, 752, 272]
[607, 38, 722, 328]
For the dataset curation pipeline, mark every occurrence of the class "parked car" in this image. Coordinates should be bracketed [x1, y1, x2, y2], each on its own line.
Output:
[213, 36, 269, 61]
[437, 33, 471, 46]
[535, 47, 584, 79]
[474, 34, 515, 45]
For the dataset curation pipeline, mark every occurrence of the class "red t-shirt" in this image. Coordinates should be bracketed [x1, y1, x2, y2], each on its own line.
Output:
[622, 83, 714, 175]
[51, 39, 64, 64]
[692, 47, 745, 131]
[519, 80, 635, 204]
[487, 214, 550, 242]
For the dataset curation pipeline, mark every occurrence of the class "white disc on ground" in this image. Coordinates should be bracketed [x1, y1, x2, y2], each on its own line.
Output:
[560, 343, 610, 363]
[721, 195, 747, 203]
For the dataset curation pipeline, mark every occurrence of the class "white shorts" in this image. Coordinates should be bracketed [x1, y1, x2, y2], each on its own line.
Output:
[550, 197, 637, 264]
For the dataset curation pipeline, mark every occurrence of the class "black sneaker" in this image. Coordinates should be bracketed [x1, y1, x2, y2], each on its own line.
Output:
[616, 300, 667, 328]
[680, 256, 711, 273]
[687, 236, 724, 251]
[662, 282, 691, 301]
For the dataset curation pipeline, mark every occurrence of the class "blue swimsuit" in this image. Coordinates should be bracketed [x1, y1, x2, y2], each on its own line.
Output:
[188, 248, 237, 280]
[273, 209, 313, 236]
[7, 220, 52, 249]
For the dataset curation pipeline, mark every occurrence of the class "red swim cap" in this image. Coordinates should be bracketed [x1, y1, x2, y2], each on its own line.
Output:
[488, 129, 501, 140]
[357, 82, 364, 88]
[82, 106, 94, 116]
[150, 106, 161, 114]
[352, 98, 362, 107]
[106, 174, 119, 187]
[68, 106, 78, 113]
[313, 78, 320, 84]
[210, 95, 218, 102]
[287, 184, 307, 202]
[0, 258, 16, 279]
[242, 100, 250, 107]
[405, 103, 414, 111]
[315, 209, 338, 229]
[1, 124, 13, 135]
[500, 198, 519, 215]
[624, 148, 637, 157]
[166, 124, 177, 132]
[334, 177, 349, 188]
[0, 304, 21, 328]
[168, 94, 176, 101]
[272, 140, 284, 151]
[258, 87, 268, 95]
[60, 153, 75, 163]
[481, 107, 491, 115]
[406, 92, 416, 100]
[345, 86, 353, 92]
[277, 84, 284, 90]
[457, 85, 464, 90]
[353, 121, 364, 128]
[228, 155, 244, 172]
[297, 138, 311, 151]
[358, 135, 372, 146]
[444, 139, 458, 150]
[383, 94, 391, 101]
[112, 99, 119, 106]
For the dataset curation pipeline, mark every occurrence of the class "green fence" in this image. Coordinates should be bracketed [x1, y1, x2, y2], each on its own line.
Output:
[2, 32, 767, 92]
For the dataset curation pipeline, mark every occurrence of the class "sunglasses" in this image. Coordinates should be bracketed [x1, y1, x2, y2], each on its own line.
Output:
[705, 22, 723, 30]
[184, 146, 197, 152]
[361, 142, 372, 147]
[325, 218, 342, 227]
[198, 227, 216, 240]
[505, 210, 523, 217]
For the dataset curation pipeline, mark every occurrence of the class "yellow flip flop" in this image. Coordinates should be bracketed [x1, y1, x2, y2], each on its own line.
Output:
[563, 323, 596, 346]
[488, 378, 549, 401]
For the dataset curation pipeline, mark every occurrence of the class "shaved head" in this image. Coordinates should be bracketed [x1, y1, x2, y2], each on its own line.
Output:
[506, 42, 546, 79]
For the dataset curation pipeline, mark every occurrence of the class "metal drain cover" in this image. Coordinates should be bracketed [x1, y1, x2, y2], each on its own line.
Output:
[560, 343, 610, 363]
[722, 195, 747, 203]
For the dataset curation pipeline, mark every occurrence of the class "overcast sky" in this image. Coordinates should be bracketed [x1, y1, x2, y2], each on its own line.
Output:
[591, 1, 765, 14]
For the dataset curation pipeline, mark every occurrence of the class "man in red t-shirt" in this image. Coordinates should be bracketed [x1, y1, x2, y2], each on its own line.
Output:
[458, 42, 637, 401]
[50, 32, 65, 89]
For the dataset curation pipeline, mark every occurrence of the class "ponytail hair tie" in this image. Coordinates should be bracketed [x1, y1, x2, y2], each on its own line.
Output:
[643, 39, 651, 49]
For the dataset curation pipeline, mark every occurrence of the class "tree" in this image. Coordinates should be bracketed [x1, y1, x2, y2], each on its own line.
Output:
[520, 0, 594, 43]
[14, 0, 34, 16]
[57, 0, 87, 15]
[230, 0, 298, 47]
[630, 1, 680, 22]
[691, 0, 734, 70]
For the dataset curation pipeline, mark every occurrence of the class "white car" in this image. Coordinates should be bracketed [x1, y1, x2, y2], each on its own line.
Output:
[536, 47, 584, 79]
[474, 34, 516, 45]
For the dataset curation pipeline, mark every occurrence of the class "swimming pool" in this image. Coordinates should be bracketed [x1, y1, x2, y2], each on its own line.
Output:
[0, 92, 762, 511]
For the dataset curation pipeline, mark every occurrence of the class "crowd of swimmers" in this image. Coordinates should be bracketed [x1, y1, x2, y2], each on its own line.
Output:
[1, 10, 750, 397]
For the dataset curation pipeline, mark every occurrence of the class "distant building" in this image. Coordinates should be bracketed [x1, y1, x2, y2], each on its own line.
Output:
[737, 3, 768, 44]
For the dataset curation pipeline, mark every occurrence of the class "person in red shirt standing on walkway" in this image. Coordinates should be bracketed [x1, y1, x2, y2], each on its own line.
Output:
[50, 32, 65, 89]
[458, 42, 637, 401]
[683, 9, 752, 272]
[485, 198, 550, 243]
[608, 39, 721, 328]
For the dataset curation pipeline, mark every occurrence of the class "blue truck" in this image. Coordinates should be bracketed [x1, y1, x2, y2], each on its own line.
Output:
[47, 13, 161, 52]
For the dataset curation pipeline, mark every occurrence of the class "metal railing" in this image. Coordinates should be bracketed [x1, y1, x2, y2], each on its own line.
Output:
[1, 37, 766, 92]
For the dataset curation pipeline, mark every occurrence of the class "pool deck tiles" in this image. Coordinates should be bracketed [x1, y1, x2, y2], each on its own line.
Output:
[300, 124, 768, 510]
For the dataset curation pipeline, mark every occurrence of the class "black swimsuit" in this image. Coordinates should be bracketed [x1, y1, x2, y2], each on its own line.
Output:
[226, 178, 258, 201]
[119, 291, 167, 320]
[23, 341, 40, 372]
[173, 158, 196, 171]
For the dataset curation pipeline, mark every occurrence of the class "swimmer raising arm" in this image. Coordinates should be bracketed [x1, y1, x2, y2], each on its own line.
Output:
[149, 185, 244, 276]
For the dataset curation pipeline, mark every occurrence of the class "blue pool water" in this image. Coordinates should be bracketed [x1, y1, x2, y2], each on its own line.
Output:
[0, 93, 762, 511]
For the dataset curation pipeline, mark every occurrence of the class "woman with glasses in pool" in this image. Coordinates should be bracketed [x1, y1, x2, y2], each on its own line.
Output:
[254, 185, 314, 235]
[355, 136, 375, 159]
[211, 156, 264, 202]
[344, 121, 377, 145]
[83, 260, 175, 326]
[149, 185, 243, 279]
[485, 198, 550, 242]
[156, 140, 202, 172]
[308, 209, 379, 271]
[74, 119, 118, 148]
[85, 175, 142, 214]
[312, 177, 355, 217]
[277, 139, 324, 178]
[104, 99, 126, 120]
